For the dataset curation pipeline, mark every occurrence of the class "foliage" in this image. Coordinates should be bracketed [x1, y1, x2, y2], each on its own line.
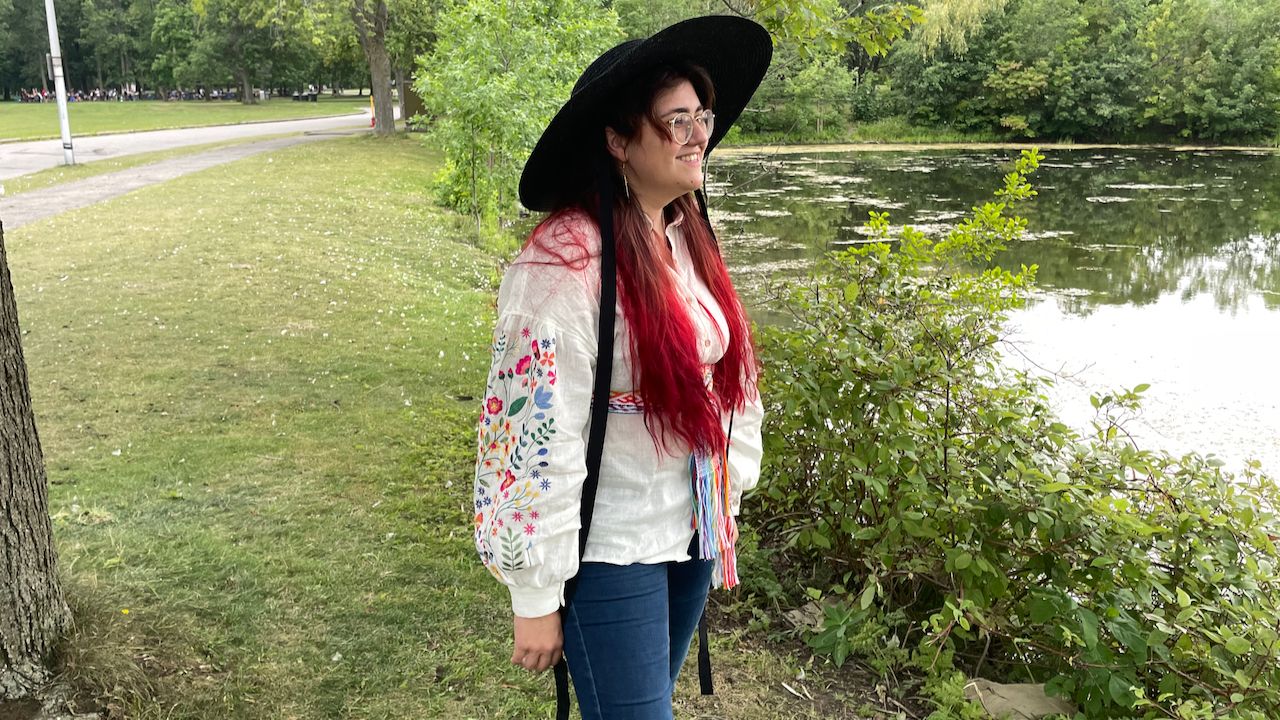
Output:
[780, 51, 854, 136]
[882, 0, 1280, 143]
[612, 0, 712, 40]
[912, 0, 1008, 56]
[741, 0, 924, 60]
[0, 0, 403, 99]
[738, 39, 855, 140]
[1138, 0, 1280, 141]
[415, 0, 621, 221]
[752, 148, 1280, 718]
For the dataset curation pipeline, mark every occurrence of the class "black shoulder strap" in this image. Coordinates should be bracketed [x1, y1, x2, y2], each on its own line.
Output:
[554, 186, 727, 717]
[694, 189, 724, 698]
[553, 181, 618, 720]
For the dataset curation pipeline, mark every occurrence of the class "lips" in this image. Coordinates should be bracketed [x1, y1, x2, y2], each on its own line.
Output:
[677, 152, 701, 165]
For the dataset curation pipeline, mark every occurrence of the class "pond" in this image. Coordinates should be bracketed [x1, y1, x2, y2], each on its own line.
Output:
[707, 147, 1280, 475]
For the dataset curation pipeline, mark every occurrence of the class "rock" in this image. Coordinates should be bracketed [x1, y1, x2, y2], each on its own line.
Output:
[963, 678, 1076, 719]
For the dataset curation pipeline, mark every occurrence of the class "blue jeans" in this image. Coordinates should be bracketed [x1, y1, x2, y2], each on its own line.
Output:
[561, 538, 714, 720]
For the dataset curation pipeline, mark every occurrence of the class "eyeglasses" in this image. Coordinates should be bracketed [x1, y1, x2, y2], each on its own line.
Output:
[664, 110, 715, 145]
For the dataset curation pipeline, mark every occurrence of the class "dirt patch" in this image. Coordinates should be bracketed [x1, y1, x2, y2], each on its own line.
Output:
[0, 700, 41, 720]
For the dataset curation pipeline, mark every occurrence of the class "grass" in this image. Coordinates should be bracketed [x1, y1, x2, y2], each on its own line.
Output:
[1, 133, 298, 196]
[844, 116, 1003, 144]
[724, 115, 1001, 148]
[7, 135, 869, 719]
[0, 96, 368, 142]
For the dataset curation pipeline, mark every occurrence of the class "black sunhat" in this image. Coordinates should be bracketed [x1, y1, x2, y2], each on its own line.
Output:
[518, 15, 773, 212]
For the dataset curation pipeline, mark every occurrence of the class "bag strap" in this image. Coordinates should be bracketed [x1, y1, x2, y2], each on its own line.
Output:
[553, 180, 619, 720]
[554, 186, 725, 717]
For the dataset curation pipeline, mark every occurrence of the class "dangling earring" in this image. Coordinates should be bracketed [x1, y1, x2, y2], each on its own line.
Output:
[621, 161, 631, 200]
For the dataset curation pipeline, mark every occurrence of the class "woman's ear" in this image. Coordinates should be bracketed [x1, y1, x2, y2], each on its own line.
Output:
[604, 127, 628, 163]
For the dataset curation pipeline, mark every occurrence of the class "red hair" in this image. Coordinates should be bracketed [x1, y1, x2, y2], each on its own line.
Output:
[611, 193, 758, 455]
[521, 62, 758, 456]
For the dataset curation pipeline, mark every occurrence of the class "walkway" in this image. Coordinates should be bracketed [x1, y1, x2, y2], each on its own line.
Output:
[1, 130, 365, 231]
[0, 111, 374, 182]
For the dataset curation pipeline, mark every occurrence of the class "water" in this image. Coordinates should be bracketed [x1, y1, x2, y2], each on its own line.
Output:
[707, 147, 1280, 474]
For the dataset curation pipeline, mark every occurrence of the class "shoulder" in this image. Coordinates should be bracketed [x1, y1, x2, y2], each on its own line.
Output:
[497, 208, 601, 335]
[520, 208, 601, 268]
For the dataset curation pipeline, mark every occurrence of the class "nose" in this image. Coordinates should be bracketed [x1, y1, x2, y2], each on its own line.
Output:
[689, 116, 710, 147]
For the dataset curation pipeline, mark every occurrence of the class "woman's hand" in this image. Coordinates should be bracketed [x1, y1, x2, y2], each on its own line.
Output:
[512, 612, 563, 673]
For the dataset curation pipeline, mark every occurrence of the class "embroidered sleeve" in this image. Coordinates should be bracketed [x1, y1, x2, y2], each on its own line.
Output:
[727, 387, 765, 516]
[473, 312, 595, 618]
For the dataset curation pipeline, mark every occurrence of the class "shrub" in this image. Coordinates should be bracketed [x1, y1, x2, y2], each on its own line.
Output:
[751, 148, 1280, 719]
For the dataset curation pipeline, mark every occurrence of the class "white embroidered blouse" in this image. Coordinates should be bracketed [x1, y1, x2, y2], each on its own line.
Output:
[472, 208, 765, 618]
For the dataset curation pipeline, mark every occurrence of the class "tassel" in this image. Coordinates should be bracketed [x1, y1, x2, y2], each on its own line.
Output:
[690, 442, 739, 589]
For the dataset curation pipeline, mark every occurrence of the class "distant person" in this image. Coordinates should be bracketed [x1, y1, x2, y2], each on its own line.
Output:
[471, 15, 772, 720]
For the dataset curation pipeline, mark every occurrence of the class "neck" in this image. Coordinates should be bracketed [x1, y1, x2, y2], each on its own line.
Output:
[635, 195, 666, 238]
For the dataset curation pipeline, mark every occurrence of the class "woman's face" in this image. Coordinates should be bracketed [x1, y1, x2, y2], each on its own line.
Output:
[610, 79, 710, 209]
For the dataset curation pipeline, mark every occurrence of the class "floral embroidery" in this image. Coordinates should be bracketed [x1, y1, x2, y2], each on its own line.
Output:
[474, 327, 558, 581]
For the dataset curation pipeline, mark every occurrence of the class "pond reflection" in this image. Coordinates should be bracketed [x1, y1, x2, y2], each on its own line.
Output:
[709, 147, 1280, 473]
[708, 149, 1280, 314]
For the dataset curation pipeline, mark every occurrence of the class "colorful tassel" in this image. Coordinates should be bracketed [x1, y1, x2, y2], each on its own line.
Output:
[690, 442, 738, 589]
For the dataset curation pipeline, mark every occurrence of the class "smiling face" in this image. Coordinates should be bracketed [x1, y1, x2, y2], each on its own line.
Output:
[606, 78, 712, 215]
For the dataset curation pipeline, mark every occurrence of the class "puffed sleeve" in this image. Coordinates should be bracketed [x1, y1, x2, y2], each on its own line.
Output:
[727, 386, 764, 517]
[472, 221, 599, 618]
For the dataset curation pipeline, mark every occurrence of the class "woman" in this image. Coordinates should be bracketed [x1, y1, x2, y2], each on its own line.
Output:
[473, 16, 771, 720]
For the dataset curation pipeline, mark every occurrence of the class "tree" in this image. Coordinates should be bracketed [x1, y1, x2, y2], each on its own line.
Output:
[725, 0, 924, 59]
[0, 220, 71, 700]
[913, 0, 1009, 56]
[81, 0, 135, 90]
[150, 0, 196, 91]
[783, 51, 854, 135]
[416, 0, 622, 220]
[1, 0, 53, 97]
[183, 0, 289, 103]
[612, 0, 712, 39]
[1139, 0, 1280, 141]
[0, 0, 13, 99]
[351, 0, 394, 134]
[381, 0, 437, 123]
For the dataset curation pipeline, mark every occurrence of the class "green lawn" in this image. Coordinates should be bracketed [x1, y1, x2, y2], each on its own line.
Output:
[0, 96, 369, 142]
[6, 136, 862, 719]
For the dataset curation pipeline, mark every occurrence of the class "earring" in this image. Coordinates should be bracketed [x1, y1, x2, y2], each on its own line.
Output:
[621, 162, 630, 200]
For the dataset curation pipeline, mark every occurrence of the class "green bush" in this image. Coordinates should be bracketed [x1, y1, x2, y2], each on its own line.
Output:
[415, 0, 621, 221]
[751, 149, 1280, 719]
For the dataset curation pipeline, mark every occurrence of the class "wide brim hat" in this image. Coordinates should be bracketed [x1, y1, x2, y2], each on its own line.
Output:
[519, 15, 773, 212]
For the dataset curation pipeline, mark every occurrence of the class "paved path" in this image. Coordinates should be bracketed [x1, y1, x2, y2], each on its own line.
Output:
[1, 130, 365, 231]
[0, 111, 373, 181]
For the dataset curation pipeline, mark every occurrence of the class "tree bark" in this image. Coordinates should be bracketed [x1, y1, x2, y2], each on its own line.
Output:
[239, 67, 253, 105]
[351, 0, 395, 136]
[0, 221, 70, 700]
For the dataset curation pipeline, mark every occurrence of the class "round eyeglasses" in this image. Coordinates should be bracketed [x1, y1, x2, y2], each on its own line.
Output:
[665, 110, 715, 145]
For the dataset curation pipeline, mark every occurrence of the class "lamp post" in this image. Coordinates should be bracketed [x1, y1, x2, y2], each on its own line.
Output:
[44, 0, 75, 166]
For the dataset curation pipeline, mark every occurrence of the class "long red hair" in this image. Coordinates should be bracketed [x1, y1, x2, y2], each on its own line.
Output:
[523, 63, 757, 455]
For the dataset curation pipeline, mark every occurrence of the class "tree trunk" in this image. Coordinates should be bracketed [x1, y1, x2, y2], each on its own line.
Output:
[239, 67, 253, 105]
[0, 221, 70, 700]
[351, 0, 395, 136]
